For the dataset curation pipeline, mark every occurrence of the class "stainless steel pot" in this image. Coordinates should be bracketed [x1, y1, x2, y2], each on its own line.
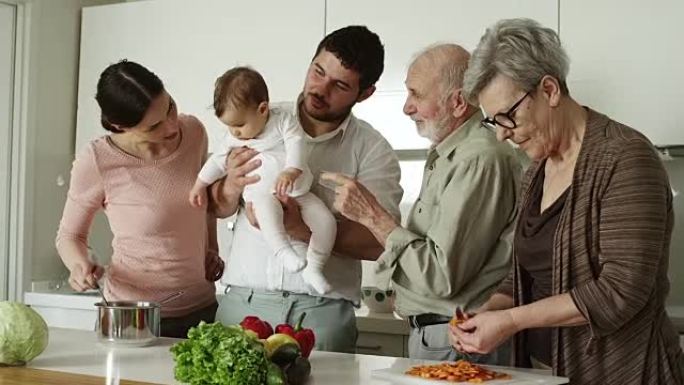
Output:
[95, 301, 161, 347]
[95, 291, 183, 347]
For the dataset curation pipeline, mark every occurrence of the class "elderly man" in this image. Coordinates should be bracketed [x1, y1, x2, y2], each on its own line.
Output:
[321, 44, 521, 363]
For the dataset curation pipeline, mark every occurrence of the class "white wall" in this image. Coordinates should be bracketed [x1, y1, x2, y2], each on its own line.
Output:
[23, 0, 83, 283]
[19, 1, 684, 308]
[7, 0, 123, 291]
[562, 0, 684, 146]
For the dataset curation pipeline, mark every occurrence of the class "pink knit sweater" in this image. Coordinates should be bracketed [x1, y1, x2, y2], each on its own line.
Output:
[56, 115, 216, 317]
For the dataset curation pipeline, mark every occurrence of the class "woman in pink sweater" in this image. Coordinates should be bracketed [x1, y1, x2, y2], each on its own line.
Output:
[56, 60, 222, 338]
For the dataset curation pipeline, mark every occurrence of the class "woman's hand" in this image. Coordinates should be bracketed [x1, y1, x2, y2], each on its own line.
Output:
[209, 147, 261, 218]
[223, 147, 261, 194]
[204, 252, 224, 282]
[67, 261, 105, 292]
[450, 310, 519, 355]
[189, 179, 209, 208]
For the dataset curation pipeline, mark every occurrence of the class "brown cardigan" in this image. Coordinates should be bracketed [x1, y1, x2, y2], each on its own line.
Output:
[498, 108, 684, 384]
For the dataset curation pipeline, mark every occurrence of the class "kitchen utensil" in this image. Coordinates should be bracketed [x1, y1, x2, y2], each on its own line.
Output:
[454, 306, 466, 322]
[94, 290, 184, 347]
[95, 301, 161, 347]
[95, 283, 110, 307]
[157, 290, 184, 305]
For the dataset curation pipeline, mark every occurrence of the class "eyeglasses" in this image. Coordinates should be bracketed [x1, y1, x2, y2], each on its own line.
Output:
[481, 92, 530, 131]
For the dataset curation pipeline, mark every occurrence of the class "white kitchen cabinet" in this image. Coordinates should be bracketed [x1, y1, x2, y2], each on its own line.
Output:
[325, 0, 558, 150]
[25, 292, 98, 331]
[75, 0, 326, 260]
[77, 0, 325, 155]
[561, 0, 684, 145]
[357, 332, 407, 357]
[355, 305, 410, 357]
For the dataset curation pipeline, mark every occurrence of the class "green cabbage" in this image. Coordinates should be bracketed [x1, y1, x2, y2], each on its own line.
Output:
[171, 321, 268, 385]
[0, 302, 49, 366]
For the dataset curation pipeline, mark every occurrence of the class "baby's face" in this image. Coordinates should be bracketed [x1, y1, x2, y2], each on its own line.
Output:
[219, 104, 267, 140]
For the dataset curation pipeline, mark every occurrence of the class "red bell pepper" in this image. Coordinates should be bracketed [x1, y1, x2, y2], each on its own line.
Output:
[240, 316, 274, 339]
[275, 312, 315, 358]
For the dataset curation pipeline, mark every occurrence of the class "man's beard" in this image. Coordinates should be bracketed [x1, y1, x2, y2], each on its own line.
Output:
[417, 110, 455, 143]
[304, 93, 353, 122]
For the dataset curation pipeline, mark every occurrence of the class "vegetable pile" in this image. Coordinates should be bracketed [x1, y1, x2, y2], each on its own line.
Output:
[171, 314, 315, 385]
[171, 322, 268, 385]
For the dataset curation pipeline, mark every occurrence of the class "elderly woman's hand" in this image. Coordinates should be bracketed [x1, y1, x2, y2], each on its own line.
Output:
[450, 310, 519, 355]
[319, 172, 397, 243]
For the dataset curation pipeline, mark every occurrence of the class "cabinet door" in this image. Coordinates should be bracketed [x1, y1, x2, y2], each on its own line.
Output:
[561, 0, 684, 145]
[357, 331, 406, 357]
[77, 0, 325, 153]
[326, 0, 559, 150]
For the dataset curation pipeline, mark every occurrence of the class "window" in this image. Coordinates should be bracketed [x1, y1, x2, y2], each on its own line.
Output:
[352, 90, 429, 223]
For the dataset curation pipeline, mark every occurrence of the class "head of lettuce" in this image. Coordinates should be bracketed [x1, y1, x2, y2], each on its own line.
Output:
[0, 302, 49, 366]
[171, 321, 268, 385]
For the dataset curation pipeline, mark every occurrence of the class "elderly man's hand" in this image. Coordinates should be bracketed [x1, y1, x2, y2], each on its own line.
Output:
[450, 310, 518, 355]
[319, 172, 398, 244]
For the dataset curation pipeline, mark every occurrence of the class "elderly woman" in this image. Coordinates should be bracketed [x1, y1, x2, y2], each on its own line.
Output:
[56, 60, 223, 338]
[450, 18, 684, 384]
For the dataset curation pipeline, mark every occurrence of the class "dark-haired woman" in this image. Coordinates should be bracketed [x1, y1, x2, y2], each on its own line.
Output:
[56, 60, 222, 338]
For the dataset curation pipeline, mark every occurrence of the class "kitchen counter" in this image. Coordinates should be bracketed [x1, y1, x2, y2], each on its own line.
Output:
[24, 290, 410, 336]
[24, 328, 564, 385]
[24, 290, 684, 334]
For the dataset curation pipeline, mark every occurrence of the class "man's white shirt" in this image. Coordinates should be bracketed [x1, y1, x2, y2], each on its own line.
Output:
[221, 101, 403, 302]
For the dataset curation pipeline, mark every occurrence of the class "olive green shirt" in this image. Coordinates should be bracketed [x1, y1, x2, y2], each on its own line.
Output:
[375, 111, 521, 317]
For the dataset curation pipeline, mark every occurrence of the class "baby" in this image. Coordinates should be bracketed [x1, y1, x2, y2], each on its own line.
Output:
[189, 66, 335, 294]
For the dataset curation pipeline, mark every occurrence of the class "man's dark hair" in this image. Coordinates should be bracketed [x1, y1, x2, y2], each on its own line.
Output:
[314, 25, 384, 91]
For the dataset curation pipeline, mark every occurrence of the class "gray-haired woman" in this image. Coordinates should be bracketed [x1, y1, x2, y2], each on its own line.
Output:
[449, 18, 683, 384]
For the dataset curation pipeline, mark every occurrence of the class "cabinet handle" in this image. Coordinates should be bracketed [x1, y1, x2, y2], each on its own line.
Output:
[357, 345, 382, 351]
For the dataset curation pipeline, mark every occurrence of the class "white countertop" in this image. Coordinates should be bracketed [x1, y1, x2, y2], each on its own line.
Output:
[24, 290, 410, 336]
[25, 290, 684, 334]
[29, 328, 565, 385]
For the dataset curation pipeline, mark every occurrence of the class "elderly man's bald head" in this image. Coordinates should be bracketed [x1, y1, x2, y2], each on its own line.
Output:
[403, 43, 476, 143]
[409, 44, 471, 103]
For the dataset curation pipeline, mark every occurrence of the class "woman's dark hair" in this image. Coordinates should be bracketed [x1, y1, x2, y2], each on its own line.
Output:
[314, 25, 384, 92]
[95, 60, 164, 133]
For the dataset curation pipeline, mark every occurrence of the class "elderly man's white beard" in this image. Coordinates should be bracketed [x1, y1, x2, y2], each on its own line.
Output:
[416, 111, 455, 144]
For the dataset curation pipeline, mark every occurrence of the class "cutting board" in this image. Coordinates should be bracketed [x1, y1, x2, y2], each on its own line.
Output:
[372, 361, 569, 385]
[0, 367, 163, 385]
